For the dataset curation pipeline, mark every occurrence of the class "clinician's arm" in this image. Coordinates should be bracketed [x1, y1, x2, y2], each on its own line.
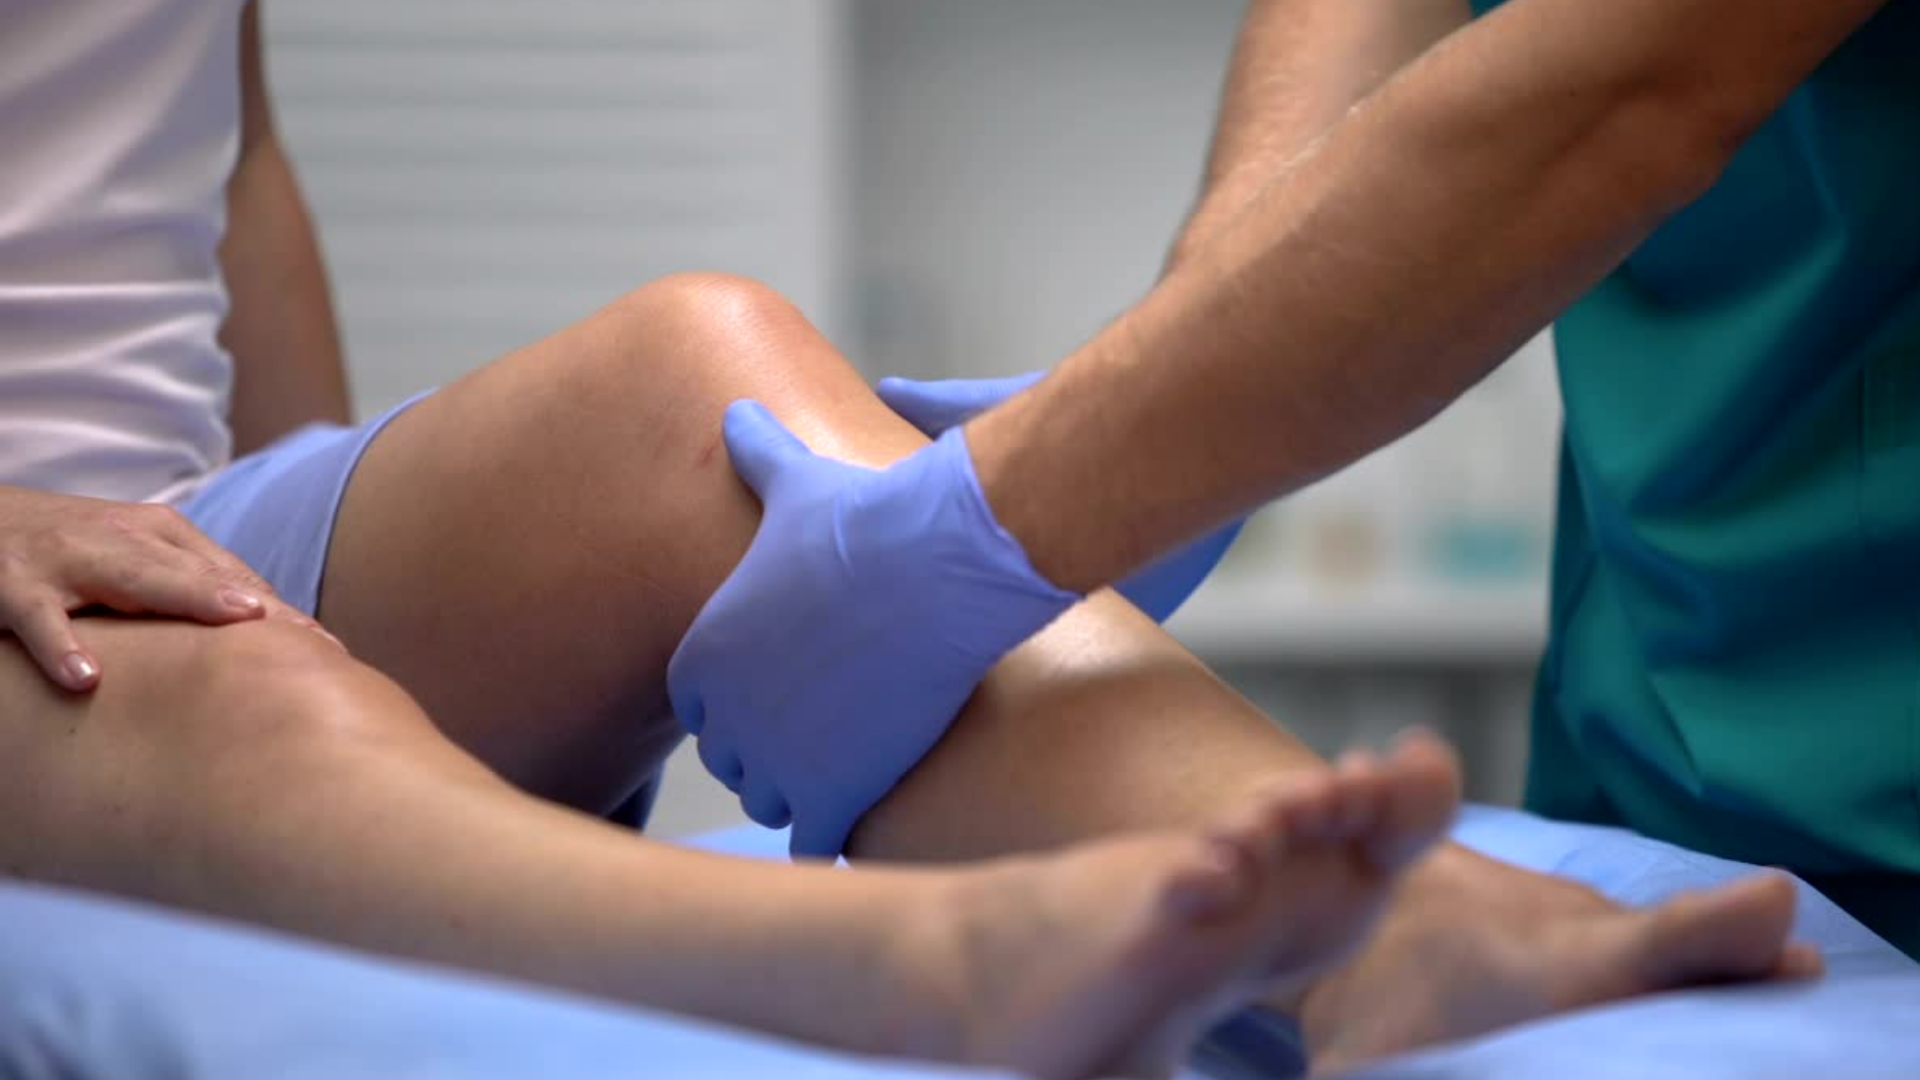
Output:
[970, 0, 1891, 592]
[218, 3, 352, 456]
[869, 2, 1471, 621]
[1169, 0, 1472, 270]
[669, 0, 1890, 857]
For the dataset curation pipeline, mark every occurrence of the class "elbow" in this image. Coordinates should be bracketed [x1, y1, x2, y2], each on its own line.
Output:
[1595, 64, 1777, 220]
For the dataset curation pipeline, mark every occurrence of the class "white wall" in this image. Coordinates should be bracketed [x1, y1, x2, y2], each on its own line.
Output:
[846, 0, 1245, 378]
[269, 0, 847, 416]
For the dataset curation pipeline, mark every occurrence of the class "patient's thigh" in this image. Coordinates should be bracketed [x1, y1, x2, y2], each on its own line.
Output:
[316, 273, 947, 810]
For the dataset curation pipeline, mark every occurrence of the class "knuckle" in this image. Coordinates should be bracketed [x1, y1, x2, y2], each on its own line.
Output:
[117, 503, 182, 537]
[99, 507, 149, 538]
[143, 503, 186, 527]
[111, 558, 152, 593]
[38, 528, 79, 561]
[20, 596, 66, 628]
[219, 560, 271, 592]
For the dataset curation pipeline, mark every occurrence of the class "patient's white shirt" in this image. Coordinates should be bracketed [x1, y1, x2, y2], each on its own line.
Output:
[0, 0, 245, 504]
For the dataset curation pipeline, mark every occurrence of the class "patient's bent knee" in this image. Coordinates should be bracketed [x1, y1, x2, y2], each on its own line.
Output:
[600, 272, 831, 386]
[621, 271, 806, 339]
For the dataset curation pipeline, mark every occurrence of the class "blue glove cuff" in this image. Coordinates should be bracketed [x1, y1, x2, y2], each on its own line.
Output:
[930, 426, 1084, 644]
[781, 428, 1081, 860]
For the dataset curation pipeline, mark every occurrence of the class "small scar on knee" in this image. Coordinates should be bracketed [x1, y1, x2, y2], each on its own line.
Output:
[696, 433, 722, 469]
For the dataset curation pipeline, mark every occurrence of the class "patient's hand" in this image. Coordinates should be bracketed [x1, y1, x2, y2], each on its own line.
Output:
[1286, 843, 1823, 1071]
[0, 485, 334, 690]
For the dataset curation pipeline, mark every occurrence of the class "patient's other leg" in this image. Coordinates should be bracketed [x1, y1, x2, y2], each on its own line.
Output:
[0, 617, 1454, 1079]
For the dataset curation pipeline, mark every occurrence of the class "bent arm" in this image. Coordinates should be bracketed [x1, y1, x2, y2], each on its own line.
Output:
[972, 0, 1890, 593]
[219, 2, 351, 456]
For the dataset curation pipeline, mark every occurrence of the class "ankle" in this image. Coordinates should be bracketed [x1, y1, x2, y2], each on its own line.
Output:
[868, 869, 1000, 1065]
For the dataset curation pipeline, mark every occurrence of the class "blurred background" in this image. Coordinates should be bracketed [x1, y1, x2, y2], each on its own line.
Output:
[266, 0, 1563, 836]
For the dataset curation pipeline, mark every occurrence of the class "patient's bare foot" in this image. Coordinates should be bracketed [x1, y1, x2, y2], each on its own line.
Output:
[899, 731, 1459, 1080]
[1293, 843, 1825, 1073]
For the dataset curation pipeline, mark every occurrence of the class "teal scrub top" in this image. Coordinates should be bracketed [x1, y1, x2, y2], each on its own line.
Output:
[1466, 3, 1920, 953]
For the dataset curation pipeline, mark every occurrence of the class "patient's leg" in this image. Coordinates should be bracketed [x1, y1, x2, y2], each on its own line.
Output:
[319, 271, 1325, 816]
[0, 616, 1454, 1079]
[314, 272, 1815, 1066]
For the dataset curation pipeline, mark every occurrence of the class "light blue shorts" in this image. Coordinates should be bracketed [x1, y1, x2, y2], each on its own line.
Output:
[175, 390, 659, 827]
[177, 393, 431, 617]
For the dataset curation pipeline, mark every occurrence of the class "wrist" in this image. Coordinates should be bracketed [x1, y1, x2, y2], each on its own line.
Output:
[957, 405, 1043, 574]
[937, 425, 1080, 611]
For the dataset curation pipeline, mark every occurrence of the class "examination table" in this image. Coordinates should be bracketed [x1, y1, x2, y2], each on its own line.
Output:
[4, 806, 1916, 1079]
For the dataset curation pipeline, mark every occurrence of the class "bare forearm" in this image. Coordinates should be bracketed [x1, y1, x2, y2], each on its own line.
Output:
[974, 0, 1889, 593]
[219, 3, 350, 456]
[219, 138, 351, 455]
[1170, 0, 1471, 270]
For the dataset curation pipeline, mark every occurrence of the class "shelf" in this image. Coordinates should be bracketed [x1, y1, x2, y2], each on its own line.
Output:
[1165, 574, 1550, 665]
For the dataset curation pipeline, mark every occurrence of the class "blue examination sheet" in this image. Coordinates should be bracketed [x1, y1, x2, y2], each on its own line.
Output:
[3, 805, 1916, 1079]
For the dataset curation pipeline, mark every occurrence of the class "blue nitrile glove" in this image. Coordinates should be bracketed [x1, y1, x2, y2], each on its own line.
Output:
[877, 372, 1246, 622]
[668, 400, 1081, 859]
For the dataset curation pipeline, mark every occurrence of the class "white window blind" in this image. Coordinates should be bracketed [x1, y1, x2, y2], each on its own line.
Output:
[266, 0, 846, 414]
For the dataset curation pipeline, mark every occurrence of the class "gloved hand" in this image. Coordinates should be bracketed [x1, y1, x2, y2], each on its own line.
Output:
[877, 372, 1245, 621]
[668, 400, 1080, 859]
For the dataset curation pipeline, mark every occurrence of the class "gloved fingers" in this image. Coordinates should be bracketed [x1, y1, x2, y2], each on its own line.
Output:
[666, 658, 706, 736]
[739, 774, 793, 830]
[1115, 517, 1247, 623]
[789, 815, 850, 862]
[696, 735, 745, 793]
[875, 372, 1046, 437]
[722, 399, 814, 501]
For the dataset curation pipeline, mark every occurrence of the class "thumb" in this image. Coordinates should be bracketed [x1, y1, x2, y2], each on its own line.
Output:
[876, 372, 1045, 436]
[722, 399, 813, 499]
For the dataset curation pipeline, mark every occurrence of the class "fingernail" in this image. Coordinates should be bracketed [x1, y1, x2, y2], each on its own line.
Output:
[219, 589, 264, 613]
[63, 652, 99, 687]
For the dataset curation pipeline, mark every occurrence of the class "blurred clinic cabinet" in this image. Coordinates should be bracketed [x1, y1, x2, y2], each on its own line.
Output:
[270, 0, 1558, 833]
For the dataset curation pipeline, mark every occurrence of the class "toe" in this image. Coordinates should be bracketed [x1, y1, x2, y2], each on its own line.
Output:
[1328, 751, 1385, 838]
[1280, 772, 1342, 841]
[1777, 942, 1825, 980]
[1392, 729, 1464, 798]
[1207, 799, 1283, 869]
[1162, 836, 1251, 922]
[1242, 783, 1298, 864]
[1631, 873, 1798, 989]
[1361, 733, 1461, 872]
